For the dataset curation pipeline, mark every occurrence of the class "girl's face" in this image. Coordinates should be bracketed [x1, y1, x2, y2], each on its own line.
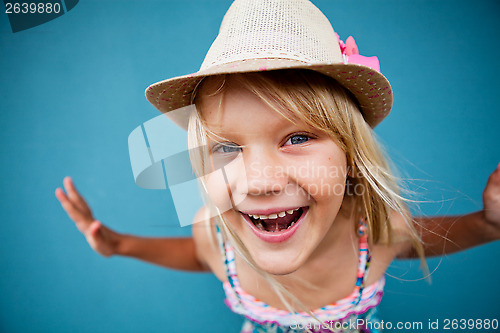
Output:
[199, 83, 348, 275]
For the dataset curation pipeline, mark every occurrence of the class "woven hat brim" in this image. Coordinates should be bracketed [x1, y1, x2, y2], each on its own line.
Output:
[145, 58, 392, 128]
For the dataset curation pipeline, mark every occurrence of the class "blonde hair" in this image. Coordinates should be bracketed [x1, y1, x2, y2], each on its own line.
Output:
[188, 69, 425, 328]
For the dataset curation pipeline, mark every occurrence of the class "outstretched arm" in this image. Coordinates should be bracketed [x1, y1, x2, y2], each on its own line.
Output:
[116, 236, 208, 271]
[399, 163, 500, 258]
[55, 177, 209, 272]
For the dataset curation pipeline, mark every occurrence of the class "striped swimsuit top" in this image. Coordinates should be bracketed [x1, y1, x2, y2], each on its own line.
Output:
[216, 221, 385, 333]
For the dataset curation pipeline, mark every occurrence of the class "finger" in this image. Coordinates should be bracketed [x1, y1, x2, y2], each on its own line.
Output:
[63, 177, 92, 215]
[87, 220, 116, 257]
[55, 188, 93, 228]
[484, 170, 500, 205]
[56, 187, 84, 220]
[87, 221, 114, 257]
[487, 165, 500, 183]
[55, 187, 67, 202]
[90, 221, 113, 244]
[89, 220, 101, 237]
[63, 176, 86, 205]
[55, 187, 74, 210]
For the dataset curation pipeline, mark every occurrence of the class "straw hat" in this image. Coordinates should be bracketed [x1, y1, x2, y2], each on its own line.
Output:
[145, 0, 392, 128]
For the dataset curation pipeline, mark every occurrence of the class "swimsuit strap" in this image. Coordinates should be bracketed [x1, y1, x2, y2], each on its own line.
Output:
[354, 218, 371, 305]
[215, 219, 371, 307]
[215, 224, 244, 308]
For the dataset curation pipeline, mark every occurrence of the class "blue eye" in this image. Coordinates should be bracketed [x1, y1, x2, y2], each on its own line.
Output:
[285, 134, 310, 145]
[212, 143, 242, 154]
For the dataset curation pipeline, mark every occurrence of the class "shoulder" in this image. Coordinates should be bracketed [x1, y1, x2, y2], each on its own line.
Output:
[191, 206, 227, 282]
[368, 210, 416, 283]
[373, 210, 416, 259]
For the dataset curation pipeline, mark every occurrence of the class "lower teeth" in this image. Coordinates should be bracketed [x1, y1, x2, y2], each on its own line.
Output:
[255, 220, 296, 232]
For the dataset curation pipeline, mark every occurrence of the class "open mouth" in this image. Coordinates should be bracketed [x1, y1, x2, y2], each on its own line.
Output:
[241, 207, 306, 233]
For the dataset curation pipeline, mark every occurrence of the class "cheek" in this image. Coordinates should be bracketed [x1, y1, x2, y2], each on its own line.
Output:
[204, 172, 233, 212]
[306, 175, 347, 201]
[292, 154, 348, 199]
[202, 154, 247, 211]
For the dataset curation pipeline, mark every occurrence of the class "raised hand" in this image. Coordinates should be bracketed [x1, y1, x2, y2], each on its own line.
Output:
[55, 177, 121, 257]
[483, 163, 500, 234]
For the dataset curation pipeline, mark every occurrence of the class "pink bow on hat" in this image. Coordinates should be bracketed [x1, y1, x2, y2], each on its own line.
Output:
[337, 34, 380, 72]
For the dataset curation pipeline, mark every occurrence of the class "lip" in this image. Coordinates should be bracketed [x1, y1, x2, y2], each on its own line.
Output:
[241, 207, 308, 243]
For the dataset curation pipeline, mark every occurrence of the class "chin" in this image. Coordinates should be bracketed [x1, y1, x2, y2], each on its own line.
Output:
[264, 266, 300, 276]
[252, 251, 303, 276]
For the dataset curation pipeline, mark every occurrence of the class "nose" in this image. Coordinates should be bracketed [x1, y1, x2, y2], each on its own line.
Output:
[243, 148, 288, 196]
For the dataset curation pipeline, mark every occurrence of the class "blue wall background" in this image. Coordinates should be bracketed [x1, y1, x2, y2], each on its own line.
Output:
[1, 0, 499, 332]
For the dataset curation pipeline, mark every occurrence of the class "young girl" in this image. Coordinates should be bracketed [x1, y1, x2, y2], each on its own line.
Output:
[56, 0, 500, 332]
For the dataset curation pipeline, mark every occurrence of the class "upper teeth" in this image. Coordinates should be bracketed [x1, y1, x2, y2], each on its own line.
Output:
[248, 208, 300, 220]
